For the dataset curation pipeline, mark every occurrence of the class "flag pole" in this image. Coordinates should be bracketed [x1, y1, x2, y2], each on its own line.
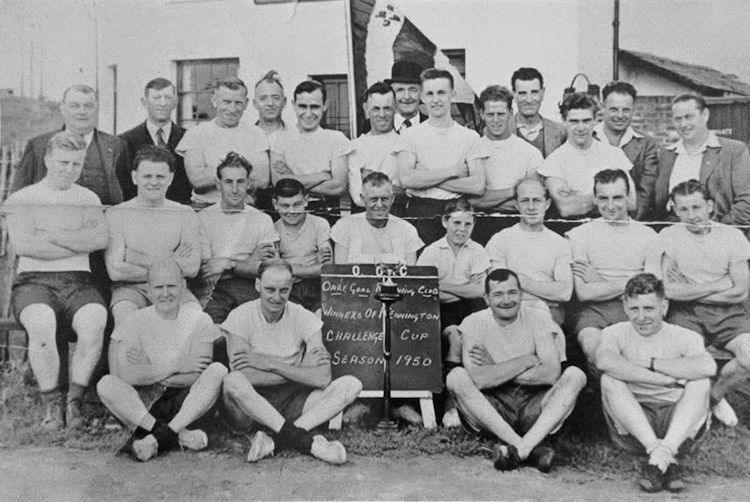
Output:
[343, 0, 358, 139]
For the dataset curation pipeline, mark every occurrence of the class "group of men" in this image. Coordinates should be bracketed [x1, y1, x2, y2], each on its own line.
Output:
[5, 60, 750, 493]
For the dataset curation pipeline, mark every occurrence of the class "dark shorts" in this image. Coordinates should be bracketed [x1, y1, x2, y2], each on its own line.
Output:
[604, 400, 708, 455]
[12, 271, 105, 339]
[573, 298, 627, 334]
[223, 381, 315, 433]
[440, 298, 486, 332]
[460, 383, 549, 437]
[205, 276, 259, 324]
[667, 302, 750, 348]
[148, 386, 191, 422]
[290, 278, 322, 312]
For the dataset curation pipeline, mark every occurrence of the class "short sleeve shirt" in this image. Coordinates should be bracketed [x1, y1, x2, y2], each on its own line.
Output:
[273, 127, 351, 176]
[348, 131, 407, 206]
[599, 321, 708, 403]
[417, 237, 490, 288]
[537, 141, 632, 195]
[276, 214, 331, 268]
[330, 213, 423, 263]
[221, 299, 324, 365]
[480, 135, 543, 190]
[198, 203, 278, 261]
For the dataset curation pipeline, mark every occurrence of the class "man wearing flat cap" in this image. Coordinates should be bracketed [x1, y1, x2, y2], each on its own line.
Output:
[390, 61, 428, 134]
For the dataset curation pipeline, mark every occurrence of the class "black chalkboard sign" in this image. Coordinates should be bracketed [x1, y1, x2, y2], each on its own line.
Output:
[321, 264, 442, 393]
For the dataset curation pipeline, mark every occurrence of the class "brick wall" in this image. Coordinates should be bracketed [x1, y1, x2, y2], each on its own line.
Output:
[631, 95, 679, 146]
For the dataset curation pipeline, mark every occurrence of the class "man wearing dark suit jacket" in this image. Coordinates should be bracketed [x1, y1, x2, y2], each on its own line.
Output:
[510, 67, 566, 158]
[118, 78, 190, 204]
[390, 61, 428, 134]
[653, 94, 750, 237]
[12, 84, 126, 207]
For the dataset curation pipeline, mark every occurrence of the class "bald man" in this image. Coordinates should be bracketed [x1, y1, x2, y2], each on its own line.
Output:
[97, 259, 226, 462]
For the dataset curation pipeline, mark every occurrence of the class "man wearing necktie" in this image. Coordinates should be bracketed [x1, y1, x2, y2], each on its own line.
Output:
[390, 61, 428, 134]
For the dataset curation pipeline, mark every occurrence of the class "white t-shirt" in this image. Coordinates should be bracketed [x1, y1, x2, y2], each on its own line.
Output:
[486, 224, 571, 307]
[537, 140, 632, 195]
[175, 120, 269, 205]
[660, 222, 750, 285]
[417, 237, 490, 288]
[599, 321, 707, 403]
[112, 305, 218, 381]
[7, 179, 103, 274]
[401, 120, 486, 200]
[330, 213, 423, 263]
[198, 203, 278, 261]
[273, 127, 351, 176]
[480, 135, 543, 190]
[276, 214, 331, 268]
[221, 299, 324, 366]
[348, 131, 406, 206]
[566, 219, 659, 282]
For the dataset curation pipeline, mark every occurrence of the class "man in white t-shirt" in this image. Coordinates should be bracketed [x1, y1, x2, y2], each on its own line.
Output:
[271, 80, 351, 221]
[105, 146, 203, 325]
[538, 93, 634, 219]
[221, 260, 362, 464]
[470, 85, 543, 244]
[6, 131, 109, 431]
[97, 259, 227, 462]
[251, 71, 287, 211]
[398, 68, 487, 245]
[331, 172, 423, 264]
[349, 81, 407, 216]
[597, 273, 714, 493]
[566, 169, 660, 368]
[486, 176, 572, 326]
[447, 269, 586, 472]
[176, 77, 270, 209]
[198, 152, 278, 324]
[661, 180, 750, 428]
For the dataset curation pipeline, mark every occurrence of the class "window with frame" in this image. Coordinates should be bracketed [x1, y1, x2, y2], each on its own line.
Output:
[309, 74, 351, 138]
[443, 49, 466, 78]
[177, 58, 239, 128]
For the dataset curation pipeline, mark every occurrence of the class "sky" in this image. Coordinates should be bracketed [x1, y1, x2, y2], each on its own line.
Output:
[2, 0, 750, 101]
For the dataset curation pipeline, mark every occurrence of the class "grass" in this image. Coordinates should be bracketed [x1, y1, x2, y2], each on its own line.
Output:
[2, 361, 750, 479]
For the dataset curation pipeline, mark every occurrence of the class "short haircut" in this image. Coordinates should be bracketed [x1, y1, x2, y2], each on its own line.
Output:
[420, 68, 454, 89]
[478, 85, 513, 111]
[511, 67, 544, 91]
[624, 273, 664, 299]
[514, 175, 549, 200]
[62, 84, 98, 102]
[144, 78, 175, 96]
[45, 131, 87, 156]
[216, 151, 252, 179]
[133, 145, 175, 172]
[294, 80, 326, 102]
[593, 169, 630, 195]
[602, 81, 637, 102]
[672, 93, 707, 112]
[669, 179, 711, 203]
[274, 177, 307, 198]
[362, 171, 391, 188]
[485, 268, 520, 294]
[215, 77, 248, 94]
[257, 258, 294, 281]
[443, 198, 474, 217]
[255, 70, 284, 92]
[559, 92, 598, 120]
[364, 81, 395, 102]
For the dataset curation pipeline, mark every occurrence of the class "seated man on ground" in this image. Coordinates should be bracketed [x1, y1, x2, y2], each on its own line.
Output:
[273, 178, 332, 313]
[221, 259, 362, 464]
[661, 180, 750, 427]
[105, 146, 202, 325]
[447, 269, 586, 472]
[597, 273, 715, 493]
[97, 259, 227, 462]
[566, 169, 660, 370]
[417, 198, 490, 427]
[331, 172, 423, 265]
[198, 151, 278, 324]
[5, 131, 109, 430]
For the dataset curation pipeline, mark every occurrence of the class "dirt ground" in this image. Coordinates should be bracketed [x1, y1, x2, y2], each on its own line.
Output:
[1, 446, 749, 502]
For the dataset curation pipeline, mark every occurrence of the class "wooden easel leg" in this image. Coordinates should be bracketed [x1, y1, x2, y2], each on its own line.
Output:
[419, 396, 437, 429]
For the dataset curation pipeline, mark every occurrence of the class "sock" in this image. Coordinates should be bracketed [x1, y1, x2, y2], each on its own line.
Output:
[151, 420, 179, 451]
[275, 420, 314, 453]
[41, 388, 62, 404]
[68, 383, 87, 403]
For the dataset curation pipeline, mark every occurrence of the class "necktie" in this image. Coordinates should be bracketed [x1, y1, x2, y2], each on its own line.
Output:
[403, 119, 412, 129]
[156, 128, 167, 148]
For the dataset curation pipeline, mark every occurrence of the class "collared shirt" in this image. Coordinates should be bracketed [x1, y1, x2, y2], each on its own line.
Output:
[82, 131, 94, 149]
[667, 132, 722, 194]
[417, 237, 490, 289]
[516, 116, 544, 141]
[395, 113, 423, 134]
[146, 120, 172, 147]
[593, 123, 643, 148]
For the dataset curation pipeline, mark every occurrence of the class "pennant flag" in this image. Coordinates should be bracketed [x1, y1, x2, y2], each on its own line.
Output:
[349, 0, 480, 136]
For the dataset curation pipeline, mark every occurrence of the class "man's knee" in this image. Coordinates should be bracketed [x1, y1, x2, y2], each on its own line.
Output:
[577, 328, 601, 356]
[560, 366, 587, 391]
[19, 304, 56, 338]
[96, 374, 124, 401]
[446, 367, 474, 395]
[730, 336, 750, 371]
[331, 375, 362, 401]
[112, 301, 139, 323]
[222, 371, 253, 399]
[684, 377, 711, 395]
[201, 362, 229, 383]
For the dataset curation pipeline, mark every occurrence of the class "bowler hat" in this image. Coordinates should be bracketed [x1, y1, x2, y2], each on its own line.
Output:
[390, 61, 423, 84]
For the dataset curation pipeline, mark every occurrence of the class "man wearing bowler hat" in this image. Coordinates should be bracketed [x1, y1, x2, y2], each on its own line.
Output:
[390, 61, 428, 134]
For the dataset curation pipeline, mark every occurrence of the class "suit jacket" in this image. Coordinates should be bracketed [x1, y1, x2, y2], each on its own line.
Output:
[510, 114, 567, 158]
[654, 136, 750, 236]
[118, 121, 189, 204]
[12, 128, 126, 206]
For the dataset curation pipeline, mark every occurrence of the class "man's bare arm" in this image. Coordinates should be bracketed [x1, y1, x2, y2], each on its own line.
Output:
[6, 210, 76, 260]
[397, 151, 461, 189]
[226, 332, 287, 386]
[45, 207, 108, 253]
[546, 177, 595, 217]
[105, 229, 148, 282]
[310, 156, 347, 196]
[183, 149, 216, 192]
